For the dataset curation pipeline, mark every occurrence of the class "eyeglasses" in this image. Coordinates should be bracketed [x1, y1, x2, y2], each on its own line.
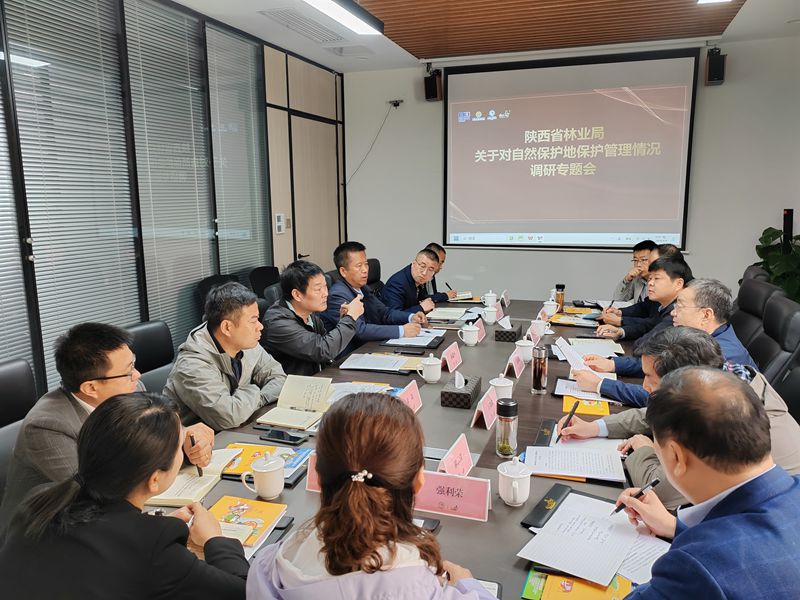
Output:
[631, 258, 650, 265]
[92, 354, 137, 382]
[415, 261, 436, 275]
[674, 303, 703, 311]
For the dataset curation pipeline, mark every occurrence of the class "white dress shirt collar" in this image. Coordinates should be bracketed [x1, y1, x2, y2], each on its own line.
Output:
[677, 465, 775, 528]
[71, 393, 96, 415]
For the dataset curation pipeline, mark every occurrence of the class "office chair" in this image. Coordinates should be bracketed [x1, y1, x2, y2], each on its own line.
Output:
[775, 366, 800, 424]
[195, 274, 239, 314]
[0, 420, 22, 503]
[249, 266, 280, 299]
[263, 283, 282, 306]
[747, 294, 800, 385]
[0, 358, 37, 427]
[366, 258, 384, 294]
[125, 320, 175, 395]
[730, 279, 785, 348]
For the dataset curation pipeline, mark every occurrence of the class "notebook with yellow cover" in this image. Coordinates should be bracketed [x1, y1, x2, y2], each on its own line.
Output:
[208, 495, 287, 549]
[564, 396, 610, 416]
[256, 375, 332, 429]
[541, 573, 631, 599]
[149, 448, 242, 507]
[221, 443, 313, 480]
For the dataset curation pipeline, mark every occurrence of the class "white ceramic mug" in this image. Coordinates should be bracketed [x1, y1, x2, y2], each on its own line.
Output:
[542, 300, 558, 317]
[497, 456, 533, 507]
[481, 290, 497, 307]
[241, 454, 285, 500]
[416, 353, 442, 384]
[483, 306, 498, 325]
[515, 339, 535, 363]
[457, 323, 479, 346]
[489, 375, 514, 399]
[530, 319, 548, 338]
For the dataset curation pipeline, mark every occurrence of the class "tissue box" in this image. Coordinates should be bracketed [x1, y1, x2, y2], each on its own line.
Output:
[494, 323, 522, 342]
[440, 375, 482, 409]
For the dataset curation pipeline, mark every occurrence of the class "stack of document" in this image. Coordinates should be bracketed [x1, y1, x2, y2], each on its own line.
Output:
[517, 492, 670, 585]
[554, 378, 620, 403]
[339, 353, 420, 372]
[385, 328, 446, 346]
[426, 307, 468, 321]
[523, 442, 626, 483]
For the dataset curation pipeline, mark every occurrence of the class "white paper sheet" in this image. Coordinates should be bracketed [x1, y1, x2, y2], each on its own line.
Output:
[568, 338, 625, 356]
[554, 378, 621, 404]
[339, 353, 408, 371]
[385, 335, 435, 346]
[555, 337, 589, 371]
[524, 445, 626, 482]
[596, 300, 635, 309]
[328, 382, 390, 403]
[517, 500, 638, 586]
[618, 534, 671, 584]
[551, 344, 566, 360]
[497, 316, 512, 329]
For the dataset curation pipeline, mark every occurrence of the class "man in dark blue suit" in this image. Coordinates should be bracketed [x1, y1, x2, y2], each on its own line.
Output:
[424, 242, 459, 303]
[322, 241, 426, 356]
[617, 367, 800, 599]
[380, 248, 440, 314]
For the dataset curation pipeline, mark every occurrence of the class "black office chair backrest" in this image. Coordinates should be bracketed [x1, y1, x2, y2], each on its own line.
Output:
[0, 420, 23, 502]
[748, 294, 800, 384]
[325, 269, 341, 285]
[263, 282, 282, 306]
[367, 258, 384, 295]
[249, 266, 280, 299]
[730, 279, 786, 348]
[323, 272, 333, 289]
[775, 367, 800, 424]
[0, 358, 37, 427]
[741, 264, 770, 283]
[126, 320, 174, 374]
[195, 274, 239, 313]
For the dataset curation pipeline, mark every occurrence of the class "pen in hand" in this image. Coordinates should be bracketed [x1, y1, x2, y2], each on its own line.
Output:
[556, 400, 580, 444]
[611, 478, 661, 515]
[189, 433, 203, 477]
[445, 282, 452, 290]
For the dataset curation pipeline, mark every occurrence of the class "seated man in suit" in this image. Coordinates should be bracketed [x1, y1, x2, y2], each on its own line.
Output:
[0, 323, 213, 532]
[611, 239, 657, 303]
[596, 257, 692, 352]
[577, 277, 757, 404]
[262, 260, 364, 376]
[380, 248, 440, 314]
[615, 367, 800, 599]
[560, 328, 800, 509]
[322, 242, 425, 356]
[424, 242, 459, 303]
[164, 282, 286, 430]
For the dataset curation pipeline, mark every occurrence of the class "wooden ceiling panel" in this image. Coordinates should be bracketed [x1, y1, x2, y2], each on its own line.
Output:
[359, 0, 747, 59]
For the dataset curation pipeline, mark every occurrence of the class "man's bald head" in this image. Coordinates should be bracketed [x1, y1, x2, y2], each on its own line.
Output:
[647, 366, 771, 474]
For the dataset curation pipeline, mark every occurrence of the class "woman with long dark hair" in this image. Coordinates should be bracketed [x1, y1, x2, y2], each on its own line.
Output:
[0, 392, 247, 599]
[247, 392, 495, 599]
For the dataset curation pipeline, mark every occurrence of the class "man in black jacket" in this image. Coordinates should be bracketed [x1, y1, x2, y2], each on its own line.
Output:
[262, 260, 364, 375]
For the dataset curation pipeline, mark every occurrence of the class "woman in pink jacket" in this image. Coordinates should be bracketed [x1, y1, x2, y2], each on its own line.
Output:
[247, 392, 496, 600]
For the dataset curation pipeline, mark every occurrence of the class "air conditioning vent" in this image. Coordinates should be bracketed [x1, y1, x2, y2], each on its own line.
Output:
[259, 8, 345, 44]
[323, 45, 374, 57]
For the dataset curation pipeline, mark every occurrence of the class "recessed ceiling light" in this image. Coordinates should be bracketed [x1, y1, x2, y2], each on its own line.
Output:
[697, 0, 732, 4]
[300, 0, 384, 36]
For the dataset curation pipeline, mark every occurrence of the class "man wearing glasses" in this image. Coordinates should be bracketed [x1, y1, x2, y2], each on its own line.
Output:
[381, 248, 442, 314]
[611, 239, 657, 302]
[0, 323, 213, 532]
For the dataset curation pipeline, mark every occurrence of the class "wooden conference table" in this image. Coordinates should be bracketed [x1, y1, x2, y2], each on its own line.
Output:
[209, 300, 639, 599]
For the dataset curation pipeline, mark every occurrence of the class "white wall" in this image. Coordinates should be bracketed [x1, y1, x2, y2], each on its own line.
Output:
[344, 36, 800, 300]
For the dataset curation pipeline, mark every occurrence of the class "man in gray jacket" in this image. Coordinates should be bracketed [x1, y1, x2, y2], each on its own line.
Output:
[164, 282, 286, 430]
[262, 260, 364, 376]
[0, 323, 213, 532]
[558, 327, 800, 509]
[611, 239, 657, 302]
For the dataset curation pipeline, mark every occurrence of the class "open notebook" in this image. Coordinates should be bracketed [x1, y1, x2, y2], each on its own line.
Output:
[149, 447, 242, 507]
[256, 375, 333, 430]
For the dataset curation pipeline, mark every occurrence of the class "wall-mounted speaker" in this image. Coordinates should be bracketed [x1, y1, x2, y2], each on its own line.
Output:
[424, 70, 442, 101]
[705, 48, 726, 86]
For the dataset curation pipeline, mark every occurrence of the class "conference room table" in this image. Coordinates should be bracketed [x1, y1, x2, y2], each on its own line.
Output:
[202, 299, 640, 599]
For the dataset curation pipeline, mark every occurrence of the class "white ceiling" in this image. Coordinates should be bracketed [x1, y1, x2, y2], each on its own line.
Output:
[170, 0, 417, 73]
[173, 0, 800, 74]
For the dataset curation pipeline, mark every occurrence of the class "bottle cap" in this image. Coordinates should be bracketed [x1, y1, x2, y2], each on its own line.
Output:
[497, 398, 518, 417]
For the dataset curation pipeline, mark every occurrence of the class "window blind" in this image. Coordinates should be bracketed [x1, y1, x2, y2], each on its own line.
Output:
[5, 0, 140, 387]
[0, 53, 33, 368]
[124, 0, 215, 347]
[206, 25, 271, 280]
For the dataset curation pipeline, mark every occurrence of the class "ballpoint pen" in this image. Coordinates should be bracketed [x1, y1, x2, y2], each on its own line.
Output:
[189, 433, 203, 477]
[611, 478, 661, 515]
